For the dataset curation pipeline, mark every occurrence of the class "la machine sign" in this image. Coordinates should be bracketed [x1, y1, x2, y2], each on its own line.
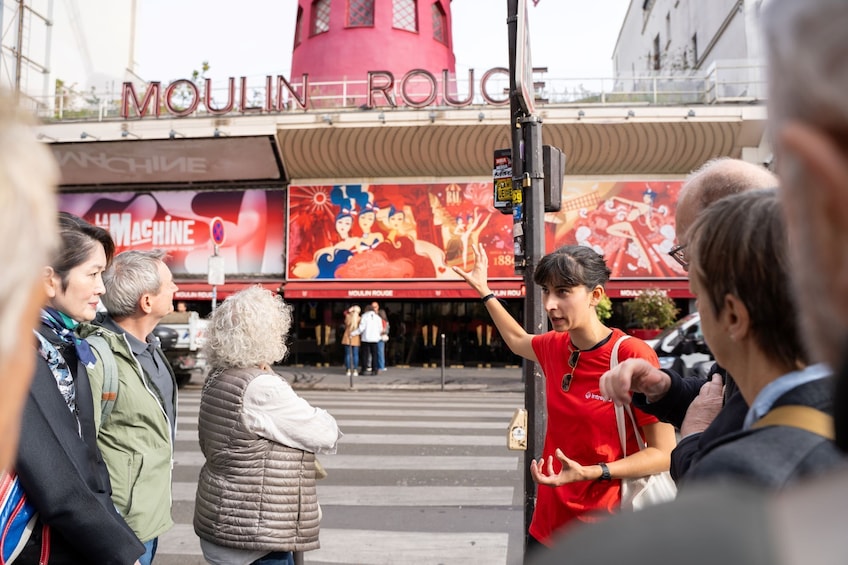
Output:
[120, 68, 514, 119]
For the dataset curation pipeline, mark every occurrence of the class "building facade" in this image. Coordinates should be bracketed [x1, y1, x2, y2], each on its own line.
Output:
[36, 0, 770, 367]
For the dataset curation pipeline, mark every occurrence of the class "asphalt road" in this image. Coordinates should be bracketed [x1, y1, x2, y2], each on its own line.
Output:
[155, 384, 527, 565]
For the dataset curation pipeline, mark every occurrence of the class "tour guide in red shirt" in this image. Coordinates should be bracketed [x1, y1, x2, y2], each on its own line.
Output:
[455, 244, 676, 550]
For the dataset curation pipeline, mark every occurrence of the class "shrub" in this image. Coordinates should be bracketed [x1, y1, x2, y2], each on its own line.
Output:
[596, 295, 613, 322]
[623, 290, 679, 330]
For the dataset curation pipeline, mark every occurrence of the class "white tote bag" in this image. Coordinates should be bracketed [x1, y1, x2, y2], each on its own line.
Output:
[611, 336, 678, 511]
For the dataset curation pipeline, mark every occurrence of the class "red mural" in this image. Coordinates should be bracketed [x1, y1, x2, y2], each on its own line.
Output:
[59, 189, 286, 276]
[544, 180, 686, 278]
[287, 183, 516, 280]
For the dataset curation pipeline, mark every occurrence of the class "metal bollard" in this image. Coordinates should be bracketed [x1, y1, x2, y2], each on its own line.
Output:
[440, 333, 446, 391]
[293, 550, 304, 564]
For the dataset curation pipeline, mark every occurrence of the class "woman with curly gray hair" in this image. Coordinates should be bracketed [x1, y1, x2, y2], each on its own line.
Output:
[194, 286, 342, 565]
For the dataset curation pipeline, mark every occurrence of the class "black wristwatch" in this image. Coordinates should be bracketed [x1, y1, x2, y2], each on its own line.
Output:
[597, 462, 612, 482]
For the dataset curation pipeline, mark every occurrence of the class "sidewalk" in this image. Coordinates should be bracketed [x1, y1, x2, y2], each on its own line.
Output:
[271, 364, 527, 392]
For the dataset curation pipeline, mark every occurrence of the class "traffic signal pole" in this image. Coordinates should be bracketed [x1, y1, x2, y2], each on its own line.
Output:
[507, 0, 547, 550]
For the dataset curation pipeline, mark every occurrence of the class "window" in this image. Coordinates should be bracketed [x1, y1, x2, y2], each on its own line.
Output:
[348, 0, 374, 27]
[393, 0, 417, 32]
[294, 6, 304, 46]
[432, 2, 447, 45]
[311, 0, 331, 35]
[691, 33, 698, 66]
[652, 33, 661, 70]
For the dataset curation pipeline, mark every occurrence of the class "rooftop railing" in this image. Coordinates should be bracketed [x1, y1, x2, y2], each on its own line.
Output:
[29, 59, 765, 123]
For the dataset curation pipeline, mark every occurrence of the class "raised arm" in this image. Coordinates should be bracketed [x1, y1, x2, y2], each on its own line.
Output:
[453, 243, 537, 362]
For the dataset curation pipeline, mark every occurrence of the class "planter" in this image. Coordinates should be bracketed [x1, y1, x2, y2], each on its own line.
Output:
[626, 328, 662, 340]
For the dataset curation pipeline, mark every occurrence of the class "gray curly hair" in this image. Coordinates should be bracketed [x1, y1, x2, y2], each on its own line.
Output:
[205, 285, 293, 369]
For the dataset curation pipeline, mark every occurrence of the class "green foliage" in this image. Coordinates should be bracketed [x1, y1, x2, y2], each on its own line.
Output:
[595, 295, 613, 322]
[623, 290, 679, 330]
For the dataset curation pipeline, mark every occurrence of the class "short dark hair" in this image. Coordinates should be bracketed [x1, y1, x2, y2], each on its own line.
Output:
[533, 245, 611, 290]
[53, 212, 115, 291]
[688, 189, 807, 368]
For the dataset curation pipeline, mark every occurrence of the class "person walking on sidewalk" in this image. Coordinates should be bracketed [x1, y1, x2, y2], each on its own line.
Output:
[341, 305, 361, 377]
[374, 302, 389, 372]
[352, 304, 383, 376]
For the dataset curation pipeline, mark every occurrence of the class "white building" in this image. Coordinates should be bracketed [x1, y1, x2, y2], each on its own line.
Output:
[612, 0, 768, 102]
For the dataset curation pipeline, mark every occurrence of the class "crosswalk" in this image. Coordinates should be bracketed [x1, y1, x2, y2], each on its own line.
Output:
[156, 387, 527, 565]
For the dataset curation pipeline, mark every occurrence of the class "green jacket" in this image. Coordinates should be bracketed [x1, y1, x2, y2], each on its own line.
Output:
[77, 323, 174, 543]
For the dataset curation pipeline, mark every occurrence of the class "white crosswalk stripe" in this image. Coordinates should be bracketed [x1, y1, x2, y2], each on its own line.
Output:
[159, 388, 526, 565]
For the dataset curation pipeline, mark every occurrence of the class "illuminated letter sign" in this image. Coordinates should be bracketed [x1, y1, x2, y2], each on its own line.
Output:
[121, 81, 162, 119]
[368, 71, 396, 108]
[399, 69, 437, 108]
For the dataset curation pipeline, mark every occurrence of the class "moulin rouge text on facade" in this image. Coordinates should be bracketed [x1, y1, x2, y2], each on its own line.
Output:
[120, 68, 513, 119]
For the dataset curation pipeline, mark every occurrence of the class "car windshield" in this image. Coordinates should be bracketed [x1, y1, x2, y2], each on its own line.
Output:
[654, 312, 700, 354]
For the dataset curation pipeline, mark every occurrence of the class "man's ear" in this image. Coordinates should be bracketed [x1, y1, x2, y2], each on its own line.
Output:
[781, 121, 848, 290]
[139, 294, 153, 315]
[781, 122, 848, 235]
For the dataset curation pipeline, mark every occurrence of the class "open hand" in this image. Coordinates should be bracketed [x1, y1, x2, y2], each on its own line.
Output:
[530, 448, 593, 486]
[452, 243, 490, 296]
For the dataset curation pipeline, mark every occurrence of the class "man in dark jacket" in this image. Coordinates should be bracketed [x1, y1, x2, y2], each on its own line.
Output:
[601, 158, 776, 481]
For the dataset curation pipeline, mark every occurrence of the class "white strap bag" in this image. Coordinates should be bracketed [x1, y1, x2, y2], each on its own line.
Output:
[611, 335, 678, 511]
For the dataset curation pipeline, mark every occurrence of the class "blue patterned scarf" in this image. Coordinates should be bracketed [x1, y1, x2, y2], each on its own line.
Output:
[39, 307, 96, 367]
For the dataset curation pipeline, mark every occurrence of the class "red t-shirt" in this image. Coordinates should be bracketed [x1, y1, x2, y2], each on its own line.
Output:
[528, 328, 660, 545]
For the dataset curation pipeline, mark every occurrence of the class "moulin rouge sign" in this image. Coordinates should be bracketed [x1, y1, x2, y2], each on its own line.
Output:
[120, 68, 512, 119]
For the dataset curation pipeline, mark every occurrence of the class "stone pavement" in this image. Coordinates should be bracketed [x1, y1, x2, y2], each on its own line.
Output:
[271, 363, 526, 392]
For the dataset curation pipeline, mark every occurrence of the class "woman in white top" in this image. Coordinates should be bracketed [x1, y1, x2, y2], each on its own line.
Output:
[194, 286, 342, 565]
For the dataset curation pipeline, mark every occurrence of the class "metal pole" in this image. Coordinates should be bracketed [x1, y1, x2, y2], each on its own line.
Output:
[508, 0, 546, 552]
[440, 333, 446, 391]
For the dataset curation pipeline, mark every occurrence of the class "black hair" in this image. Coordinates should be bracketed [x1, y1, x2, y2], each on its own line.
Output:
[53, 212, 115, 291]
[533, 245, 611, 290]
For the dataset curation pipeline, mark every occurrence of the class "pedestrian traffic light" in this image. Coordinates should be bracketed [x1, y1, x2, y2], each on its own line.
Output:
[542, 145, 565, 212]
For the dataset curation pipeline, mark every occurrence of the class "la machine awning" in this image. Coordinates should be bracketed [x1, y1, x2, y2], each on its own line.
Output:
[53, 135, 286, 188]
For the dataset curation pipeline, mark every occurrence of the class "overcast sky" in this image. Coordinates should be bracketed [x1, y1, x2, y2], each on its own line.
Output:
[132, 0, 632, 82]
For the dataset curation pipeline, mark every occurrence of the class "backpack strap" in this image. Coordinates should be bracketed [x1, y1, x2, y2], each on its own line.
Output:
[751, 405, 834, 440]
[85, 334, 119, 425]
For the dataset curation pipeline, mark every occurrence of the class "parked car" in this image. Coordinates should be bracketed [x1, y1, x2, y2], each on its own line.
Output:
[155, 310, 208, 388]
[645, 312, 713, 379]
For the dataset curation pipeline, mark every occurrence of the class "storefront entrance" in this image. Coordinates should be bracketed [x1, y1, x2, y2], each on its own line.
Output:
[286, 299, 524, 368]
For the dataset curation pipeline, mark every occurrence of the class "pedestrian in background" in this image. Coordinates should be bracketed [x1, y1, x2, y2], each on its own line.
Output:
[0, 97, 59, 473]
[375, 302, 389, 372]
[194, 286, 341, 565]
[78, 250, 180, 565]
[352, 303, 383, 376]
[342, 304, 361, 377]
[455, 244, 676, 552]
[18, 212, 145, 563]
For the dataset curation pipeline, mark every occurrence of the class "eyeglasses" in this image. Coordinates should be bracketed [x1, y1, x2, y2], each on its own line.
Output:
[561, 348, 580, 392]
[668, 244, 688, 269]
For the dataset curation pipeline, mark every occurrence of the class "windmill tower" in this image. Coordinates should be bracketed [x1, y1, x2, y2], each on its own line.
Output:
[290, 0, 457, 107]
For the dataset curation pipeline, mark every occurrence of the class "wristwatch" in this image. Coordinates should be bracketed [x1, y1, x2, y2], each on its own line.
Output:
[597, 462, 612, 482]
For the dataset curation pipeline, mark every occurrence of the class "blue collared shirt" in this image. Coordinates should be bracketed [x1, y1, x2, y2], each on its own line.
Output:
[743, 363, 832, 430]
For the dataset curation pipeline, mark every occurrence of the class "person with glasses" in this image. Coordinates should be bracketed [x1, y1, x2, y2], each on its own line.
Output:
[601, 158, 777, 482]
[455, 244, 676, 553]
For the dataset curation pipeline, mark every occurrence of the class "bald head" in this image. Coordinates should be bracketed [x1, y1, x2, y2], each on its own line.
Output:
[675, 158, 777, 243]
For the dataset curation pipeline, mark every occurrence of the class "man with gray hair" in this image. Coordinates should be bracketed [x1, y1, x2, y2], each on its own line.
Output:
[78, 249, 179, 565]
[601, 157, 777, 480]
